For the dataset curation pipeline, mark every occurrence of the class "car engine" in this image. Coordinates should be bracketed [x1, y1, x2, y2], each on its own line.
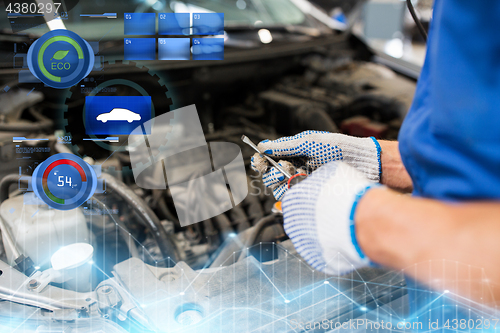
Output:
[0, 1, 418, 331]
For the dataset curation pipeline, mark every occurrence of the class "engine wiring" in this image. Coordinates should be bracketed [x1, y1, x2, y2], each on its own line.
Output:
[407, 0, 428, 42]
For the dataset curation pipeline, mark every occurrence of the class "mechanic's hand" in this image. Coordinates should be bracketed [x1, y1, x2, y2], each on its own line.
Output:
[282, 162, 380, 275]
[250, 156, 307, 201]
[251, 131, 381, 200]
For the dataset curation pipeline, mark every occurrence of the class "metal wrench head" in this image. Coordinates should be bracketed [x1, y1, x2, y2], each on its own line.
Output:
[241, 135, 292, 179]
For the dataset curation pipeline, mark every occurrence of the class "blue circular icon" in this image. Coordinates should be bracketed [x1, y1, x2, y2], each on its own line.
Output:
[32, 153, 97, 210]
[27, 30, 94, 89]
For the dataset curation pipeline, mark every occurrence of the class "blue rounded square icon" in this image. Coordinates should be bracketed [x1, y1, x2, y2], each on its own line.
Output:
[85, 96, 152, 135]
[192, 38, 224, 60]
[159, 38, 190, 60]
[159, 13, 191, 35]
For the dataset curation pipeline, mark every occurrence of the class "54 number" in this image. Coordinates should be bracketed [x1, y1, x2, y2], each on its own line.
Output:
[57, 176, 73, 187]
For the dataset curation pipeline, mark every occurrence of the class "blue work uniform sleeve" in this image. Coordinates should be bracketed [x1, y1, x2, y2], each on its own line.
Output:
[399, 0, 500, 200]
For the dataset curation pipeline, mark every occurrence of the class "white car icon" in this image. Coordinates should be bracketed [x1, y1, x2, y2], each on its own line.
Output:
[96, 108, 141, 123]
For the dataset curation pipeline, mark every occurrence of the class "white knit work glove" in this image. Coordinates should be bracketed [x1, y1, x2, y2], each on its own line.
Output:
[251, 130, 381, 201]
[282, 162, 380, 275]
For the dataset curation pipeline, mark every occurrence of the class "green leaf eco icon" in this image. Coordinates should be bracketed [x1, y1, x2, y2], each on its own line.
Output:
[51, 50, 70, 60]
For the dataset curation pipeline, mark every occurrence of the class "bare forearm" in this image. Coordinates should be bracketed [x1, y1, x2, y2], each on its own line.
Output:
[378, 141, 413, 192]
[356, 187, 500, 304]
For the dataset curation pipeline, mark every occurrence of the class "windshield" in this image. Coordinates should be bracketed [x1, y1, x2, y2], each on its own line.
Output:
[169, 0, 306, 26]
[0, 0, 307, 40]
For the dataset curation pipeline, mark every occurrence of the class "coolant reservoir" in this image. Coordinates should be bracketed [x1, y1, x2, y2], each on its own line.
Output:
[0, 193, 90, 270]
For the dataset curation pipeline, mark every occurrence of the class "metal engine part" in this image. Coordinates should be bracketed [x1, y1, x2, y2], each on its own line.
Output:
[0, 194, 91, 270]
[0, 17, 420, 331]
[111, 240, 406, 332]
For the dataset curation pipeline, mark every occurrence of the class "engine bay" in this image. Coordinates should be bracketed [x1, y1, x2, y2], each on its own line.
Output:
[0, 8, 418, 331]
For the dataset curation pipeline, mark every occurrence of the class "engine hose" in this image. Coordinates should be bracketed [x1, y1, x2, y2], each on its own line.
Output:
[230, 206, 251, 233]
[0, 174, 28, 203]
[406, 0, 428, 42]
[237, 214, 280, 262]
[295, 105, 339, 133]
[90, 197, 141, 259]
[101, 173, 180, 265]
[244, 177, 265, 224]
[0, 175, 38, 271]
[0, 107, 53, 132]
[156, 194, 179, 224]
[212, 213, 233, 239]
[225, 105, 265, 118]
[203, 219, 219, 248]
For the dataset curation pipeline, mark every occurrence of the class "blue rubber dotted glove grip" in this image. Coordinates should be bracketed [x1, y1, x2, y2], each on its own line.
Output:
[251, 155, 307, 201]
[251, 131, 381, 201]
